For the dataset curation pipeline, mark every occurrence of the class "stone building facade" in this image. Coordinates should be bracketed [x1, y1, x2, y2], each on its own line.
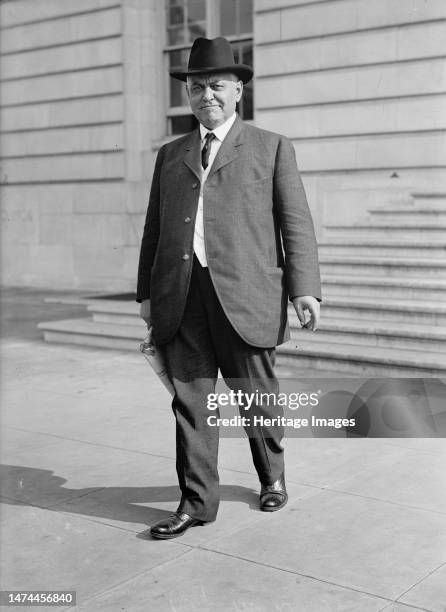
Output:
[1, 0, 445, 292]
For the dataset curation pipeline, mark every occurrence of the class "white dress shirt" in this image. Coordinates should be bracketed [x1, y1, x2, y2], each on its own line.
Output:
[193, 113, 237, 267]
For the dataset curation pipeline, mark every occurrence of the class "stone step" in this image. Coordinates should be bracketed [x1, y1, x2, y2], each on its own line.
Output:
[324, 223, 446, 240]
[276, 339, 446, 376]
[412, 193, 446, 205]
[367, 206, 446, 224]
[87, 299, 139, 315]
[321, 275, 446, 301]
[92, 312, 141, 325]
[87, 299, 140, 325]
[318, 239, 446, 258]
[319, 255, 446, 278]
[38, 318, 146, 351]
[289, 318, 446, 353]
[289, 297, 446, 326]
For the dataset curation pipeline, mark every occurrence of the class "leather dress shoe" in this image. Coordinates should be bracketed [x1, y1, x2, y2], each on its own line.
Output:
[260, 474, 288, 512]
[150, 512, 203, 539]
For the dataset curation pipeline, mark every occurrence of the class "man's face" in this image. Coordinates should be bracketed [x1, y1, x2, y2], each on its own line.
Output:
[186, 72, 243, 129]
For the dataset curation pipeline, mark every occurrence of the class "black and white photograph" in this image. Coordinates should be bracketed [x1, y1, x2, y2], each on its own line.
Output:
[1, 0, 446, 610]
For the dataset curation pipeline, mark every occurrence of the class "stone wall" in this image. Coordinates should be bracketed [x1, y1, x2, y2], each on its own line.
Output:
[1, 0, 163, 291]
[254, 0, 446, 233]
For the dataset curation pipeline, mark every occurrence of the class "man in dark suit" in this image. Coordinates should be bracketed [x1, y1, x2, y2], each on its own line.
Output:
[137, 37, 321, 539]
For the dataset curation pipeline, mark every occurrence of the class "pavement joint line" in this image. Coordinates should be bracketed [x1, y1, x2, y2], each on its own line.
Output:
[0, 495, 135, 538]
[45, 487, 108, 510]
[191, 545, 401, 607]
[2, 425, 178, 462]
[324, 486, 446, 517]
[0, 497, 63, 513]
[53, 513, 151, 536]
[377, 602, 434, 612]
[0, 488, 106, 511]
[394, 559, 446, 603]
[0, 494, 30, 506]
[47, 499, 177, 535]
[1, 492, 160, 538]
[60, 546, 195, 610]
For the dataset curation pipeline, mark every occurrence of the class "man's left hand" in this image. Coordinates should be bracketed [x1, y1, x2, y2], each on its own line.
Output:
[292, 296, 320, 331]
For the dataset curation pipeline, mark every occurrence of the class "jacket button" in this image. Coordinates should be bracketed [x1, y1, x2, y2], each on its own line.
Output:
[184, 216, 191, 223]
[192, 182, 198, 189]
[182, 253, 190, 261]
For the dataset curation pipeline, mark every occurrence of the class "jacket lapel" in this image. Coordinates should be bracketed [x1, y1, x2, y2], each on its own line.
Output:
[183, 129, 202, 180]
[208, 115, 244, 179]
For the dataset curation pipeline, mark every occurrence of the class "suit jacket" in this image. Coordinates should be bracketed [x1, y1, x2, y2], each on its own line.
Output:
[136, 115, 321, 348]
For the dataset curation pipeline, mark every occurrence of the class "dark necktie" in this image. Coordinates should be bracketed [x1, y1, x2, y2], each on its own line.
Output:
[201, 132, 215, 170]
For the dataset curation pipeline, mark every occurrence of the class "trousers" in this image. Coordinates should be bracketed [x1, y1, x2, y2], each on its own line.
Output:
[160, 255, 285, 522]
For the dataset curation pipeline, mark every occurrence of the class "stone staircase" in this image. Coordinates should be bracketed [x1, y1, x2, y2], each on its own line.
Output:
[39, 298, 147, 352]
[38, 193, 446, 376]
[277, 193, 446, 375]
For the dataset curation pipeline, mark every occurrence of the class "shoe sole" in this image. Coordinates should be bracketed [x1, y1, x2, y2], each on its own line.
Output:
[150, 531, 185, 540]
[150, 521, 204, 539]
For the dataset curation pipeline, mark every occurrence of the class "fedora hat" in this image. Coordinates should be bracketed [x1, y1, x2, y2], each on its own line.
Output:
[170, 37, 253, 84]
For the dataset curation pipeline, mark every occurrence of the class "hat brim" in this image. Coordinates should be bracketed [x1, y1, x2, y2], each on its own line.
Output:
[170, 64, 253, 84]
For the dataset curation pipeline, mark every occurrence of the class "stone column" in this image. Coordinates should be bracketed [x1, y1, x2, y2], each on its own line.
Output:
[121, 0, 165, 284]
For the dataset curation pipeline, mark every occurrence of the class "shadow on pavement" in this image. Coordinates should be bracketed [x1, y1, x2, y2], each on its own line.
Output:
[0, 464, 259, 527]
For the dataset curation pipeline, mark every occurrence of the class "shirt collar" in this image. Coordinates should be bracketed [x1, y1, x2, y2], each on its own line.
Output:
[200, 113, 237, 143]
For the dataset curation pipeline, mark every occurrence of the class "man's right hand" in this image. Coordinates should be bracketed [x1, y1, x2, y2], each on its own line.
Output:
[140, 299, 151, 328]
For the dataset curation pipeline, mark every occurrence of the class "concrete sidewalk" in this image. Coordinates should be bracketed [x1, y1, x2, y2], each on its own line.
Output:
[1, 288, 445, 611]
